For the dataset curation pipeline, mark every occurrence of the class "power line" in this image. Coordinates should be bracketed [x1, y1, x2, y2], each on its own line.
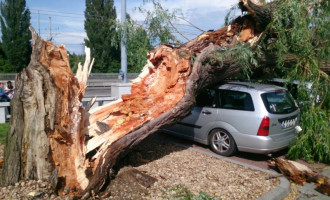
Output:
[29, 8, 83, 17]
[30, 12, 84, 19]
[29, 9, 113, 21]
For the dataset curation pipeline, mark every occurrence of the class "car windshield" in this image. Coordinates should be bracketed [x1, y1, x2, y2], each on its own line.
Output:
[261, 90, 298, 114]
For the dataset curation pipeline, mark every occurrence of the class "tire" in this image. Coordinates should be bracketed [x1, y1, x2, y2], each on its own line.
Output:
[209, 128, 237, 156]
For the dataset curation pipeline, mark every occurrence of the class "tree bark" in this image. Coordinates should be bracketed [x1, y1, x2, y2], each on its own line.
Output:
[275, 158, 330, 196]
[1, 0, 275, 198]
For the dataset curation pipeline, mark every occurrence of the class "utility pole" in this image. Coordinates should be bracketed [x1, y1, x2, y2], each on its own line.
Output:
[49, 17, 52, 41]
[37, 10, 40, 35]
[121, 0, 128, 83]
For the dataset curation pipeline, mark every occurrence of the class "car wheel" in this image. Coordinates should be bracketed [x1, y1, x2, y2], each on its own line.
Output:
[209, 128, 237, 156]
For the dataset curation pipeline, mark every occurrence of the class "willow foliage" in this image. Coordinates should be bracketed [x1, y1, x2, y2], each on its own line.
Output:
[265, 0, 329, 163]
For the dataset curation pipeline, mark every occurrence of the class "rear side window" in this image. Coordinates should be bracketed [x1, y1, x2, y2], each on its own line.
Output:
[219, 90, 254, 111]
[261, 90, 298, 114]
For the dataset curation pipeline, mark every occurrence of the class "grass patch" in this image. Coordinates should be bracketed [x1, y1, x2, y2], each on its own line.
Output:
[0, 123, 8, 145]
[162, 184, 217, 200]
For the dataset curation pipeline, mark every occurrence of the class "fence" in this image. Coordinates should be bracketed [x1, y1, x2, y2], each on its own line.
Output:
[0, 73, 139, 81]
[0, 73, 137, 123]
[0, 96, 117, 124]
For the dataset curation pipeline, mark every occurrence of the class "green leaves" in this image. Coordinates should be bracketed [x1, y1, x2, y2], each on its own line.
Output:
[139, 0, 183, 45]
[267, 0, 329, 163]
[0, 0, 31, 73]
[112, 17, 152, 73]
[223, 0, 329, 163]
[288, 106, 329, 163]
[214, 43, 261, 81]
[68, 53, 84, 72]
[163, 184, 217, 200]
[84, 0, 120, 73]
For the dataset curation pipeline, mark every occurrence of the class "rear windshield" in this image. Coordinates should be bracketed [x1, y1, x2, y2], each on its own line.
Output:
[261, 90, 298, 114]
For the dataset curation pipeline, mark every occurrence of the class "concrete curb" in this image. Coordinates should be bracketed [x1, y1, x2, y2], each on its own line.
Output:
[257, 177, 290, 200]
[162, 137, 291, 200]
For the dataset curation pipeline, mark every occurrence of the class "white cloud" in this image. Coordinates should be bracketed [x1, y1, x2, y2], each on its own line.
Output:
[49, 32, 87, 54]
[62, 20, 85, 29]
[55, 32, 87, 44]
[120, 0, 238, 40]
[120, 0, 237, 22]
[167, 0, 237, 10]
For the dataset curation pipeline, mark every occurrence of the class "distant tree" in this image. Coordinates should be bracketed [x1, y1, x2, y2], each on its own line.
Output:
[108, 0, 187, 73]
[68, 52, 85, 73]
[112, 15, 152, 73]
[126, 25, 152, 72]
[84, 0, 120, 73]
[0, 42, 10, 72]
[0, 0, 31, 73]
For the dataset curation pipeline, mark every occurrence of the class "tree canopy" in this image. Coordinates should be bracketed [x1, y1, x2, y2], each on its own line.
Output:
[225, 0, 329, 163]
[0, 42, 10, 72]
[84, 0, 120, 73]
[268, 0, 329, 163]
[0, 0, 31, 73]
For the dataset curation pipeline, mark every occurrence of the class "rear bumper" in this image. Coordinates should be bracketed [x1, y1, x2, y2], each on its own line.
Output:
[236, 132, 299, 154]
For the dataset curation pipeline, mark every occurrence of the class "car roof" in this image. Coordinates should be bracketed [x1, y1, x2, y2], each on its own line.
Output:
[217, 82, 285, 92]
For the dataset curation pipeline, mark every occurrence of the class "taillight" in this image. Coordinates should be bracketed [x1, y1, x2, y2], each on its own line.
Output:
[257, 116, 270, 136]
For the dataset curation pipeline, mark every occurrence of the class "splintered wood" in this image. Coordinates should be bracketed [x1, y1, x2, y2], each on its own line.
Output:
[84, 21, 250, 162]
[84, 45, 191, 164]
[275, 158, 330, 196]
[38, 40, 91, 195]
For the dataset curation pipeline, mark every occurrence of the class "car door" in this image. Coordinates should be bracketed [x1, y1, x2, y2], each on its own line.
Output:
[169, 89, 219, 142]
[217, 89, 257, 136]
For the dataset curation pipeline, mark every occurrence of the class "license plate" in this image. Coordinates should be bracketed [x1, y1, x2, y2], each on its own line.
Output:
[281, 117, 298, 129]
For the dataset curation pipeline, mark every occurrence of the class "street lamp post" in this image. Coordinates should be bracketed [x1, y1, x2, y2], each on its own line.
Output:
[121, 0, 128, 83]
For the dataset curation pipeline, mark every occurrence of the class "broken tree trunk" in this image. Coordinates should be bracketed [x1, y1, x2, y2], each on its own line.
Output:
[275, 158, 330, 196]
[1, 0, 273, 197]
[1, 26, 94, 195]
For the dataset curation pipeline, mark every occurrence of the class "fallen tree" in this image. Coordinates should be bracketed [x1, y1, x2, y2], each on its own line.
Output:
[1, 0, 326, 198]
[275, 158, 330, 196]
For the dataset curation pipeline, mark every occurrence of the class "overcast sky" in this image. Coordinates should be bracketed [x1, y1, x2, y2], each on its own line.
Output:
[25, 0, 239, 54]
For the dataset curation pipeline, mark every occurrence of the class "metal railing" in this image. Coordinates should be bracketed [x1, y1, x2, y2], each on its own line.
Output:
[0, 73, 139, 81]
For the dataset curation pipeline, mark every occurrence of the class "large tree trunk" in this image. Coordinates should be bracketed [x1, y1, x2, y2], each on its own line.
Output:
[1, 0, 273, 198]
[275, 158, 330, 196]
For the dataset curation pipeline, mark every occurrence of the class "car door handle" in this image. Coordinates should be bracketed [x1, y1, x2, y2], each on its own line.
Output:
[202, 110, 212, 115]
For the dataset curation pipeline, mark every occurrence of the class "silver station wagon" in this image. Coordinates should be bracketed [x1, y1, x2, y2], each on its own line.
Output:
[164, 82, 302, 156]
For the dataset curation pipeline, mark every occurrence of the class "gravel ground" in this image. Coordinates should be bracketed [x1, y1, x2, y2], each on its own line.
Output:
[0, 134, 279, 199]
